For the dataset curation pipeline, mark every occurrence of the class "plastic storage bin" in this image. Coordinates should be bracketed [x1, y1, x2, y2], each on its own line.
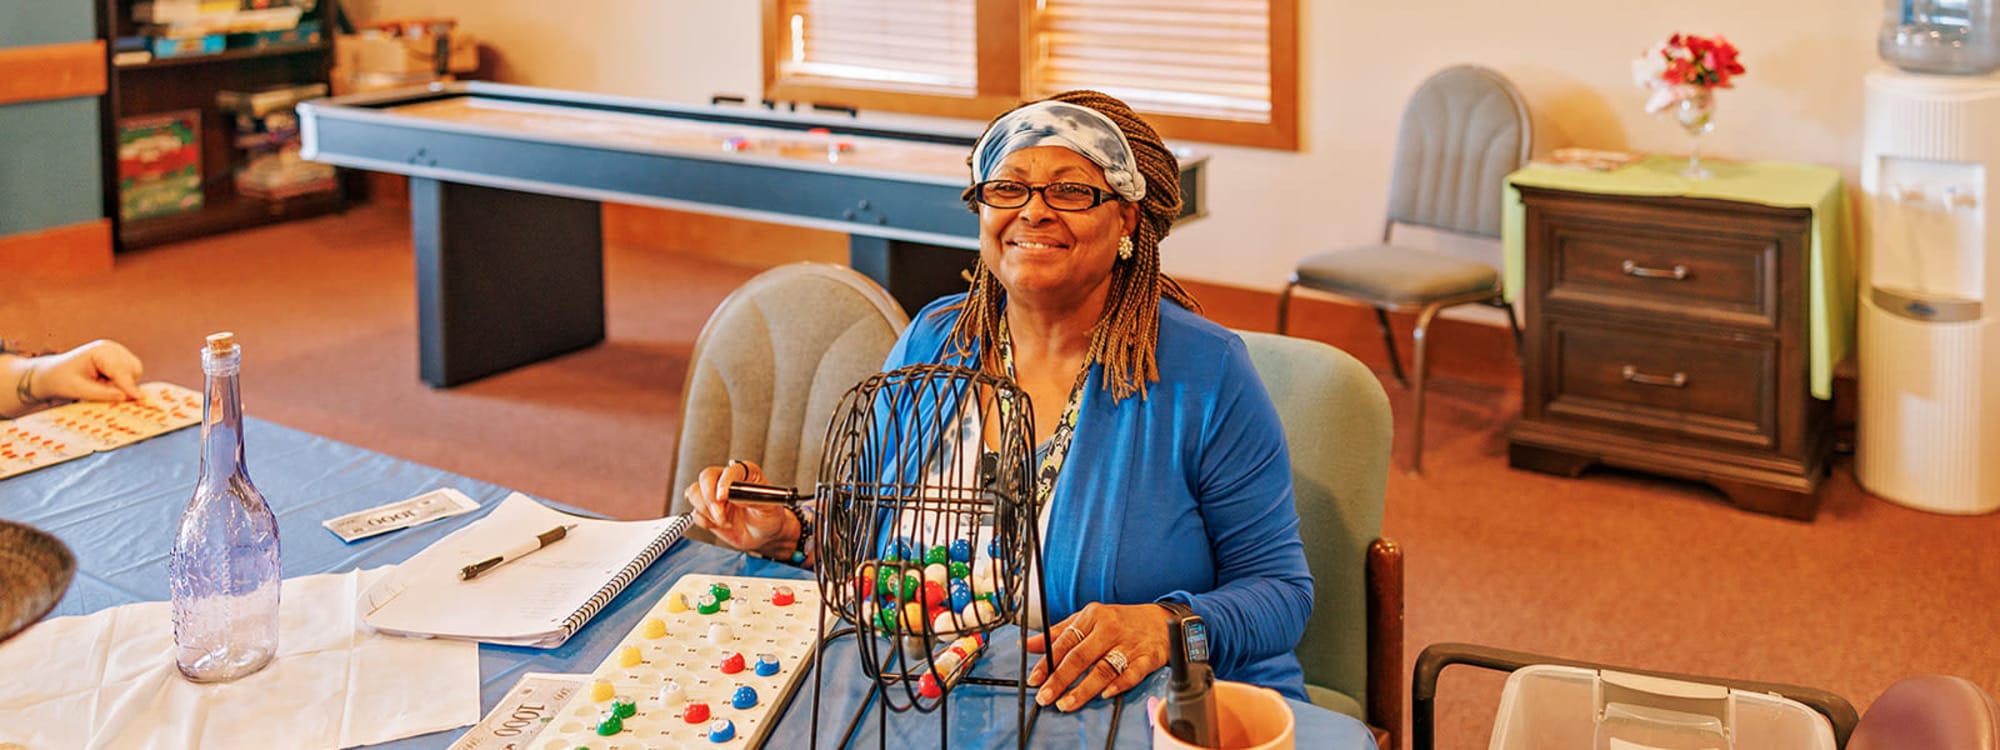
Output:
[1488, 665, 1837, 750]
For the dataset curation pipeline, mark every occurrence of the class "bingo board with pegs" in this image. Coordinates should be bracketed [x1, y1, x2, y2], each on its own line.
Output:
[0, 381, 202, 479]
[534, 573, 825, 749]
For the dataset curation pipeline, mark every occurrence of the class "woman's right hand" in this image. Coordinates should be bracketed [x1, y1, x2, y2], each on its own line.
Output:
[684, 460, 796, 556]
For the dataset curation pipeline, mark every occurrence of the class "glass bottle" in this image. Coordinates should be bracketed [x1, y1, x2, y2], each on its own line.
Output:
[1879, 0, 2000, 75]
[169, 332, 280, 682]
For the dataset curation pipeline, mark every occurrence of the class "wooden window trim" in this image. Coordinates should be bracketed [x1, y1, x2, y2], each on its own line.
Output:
[761, 0, 1297, 150]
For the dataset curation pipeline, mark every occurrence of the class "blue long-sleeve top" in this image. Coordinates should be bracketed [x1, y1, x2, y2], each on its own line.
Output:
[884, 294, 1314, 699]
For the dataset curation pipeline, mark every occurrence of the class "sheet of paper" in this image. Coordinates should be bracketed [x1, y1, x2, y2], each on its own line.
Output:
[0, 382, 201, 479]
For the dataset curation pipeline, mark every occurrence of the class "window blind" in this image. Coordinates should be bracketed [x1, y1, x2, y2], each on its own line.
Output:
[777, 0, 978, 92]
[1030, 0, 1273, 123]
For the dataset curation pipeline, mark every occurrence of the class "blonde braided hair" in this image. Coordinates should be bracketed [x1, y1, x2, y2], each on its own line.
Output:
[945, 90, 1201, 402]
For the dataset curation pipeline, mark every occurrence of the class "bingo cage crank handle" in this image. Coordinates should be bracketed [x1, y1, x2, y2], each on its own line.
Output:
[726, 482, 810, 505]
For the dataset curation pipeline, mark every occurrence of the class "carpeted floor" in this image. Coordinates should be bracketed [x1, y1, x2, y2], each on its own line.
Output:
[9, 203, 1996, 748]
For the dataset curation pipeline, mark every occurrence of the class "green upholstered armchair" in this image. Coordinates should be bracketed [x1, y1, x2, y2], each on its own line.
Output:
[664, 263, 909, 534]
[1236, 330, 1404, 749]
[1276, 64, 1531, 475]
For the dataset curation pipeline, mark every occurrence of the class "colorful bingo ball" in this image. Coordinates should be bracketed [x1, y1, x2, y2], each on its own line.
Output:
[877, 566, 901, 596]
[772, 585, 796, 606]
[731, 685, 759, 709]
[719, 652, 746, 674]
[642, 617, 667, 639]
[755, 653, 781, 676]
[949, 539, 973, 562]
[683, 702, 711, 723]
[925, 545, 950, 565]
[596, 713, 624, 735]
[948, 561, 971, 580]
[612, 698, 637, 719]
[919, 671, 943, 699]
[696, 593, 722, 615]
[666, 593, 690, 613]
[708, 718, 737, 743]
[709, 582, 733, 602]
[874, 607, 899, 632]
[923, 563, 949, 588]
[591, 681, 616, 702]
[949, 581, 973, 610]
[619, 646, 643, 667]
[923, 580, 947, 608]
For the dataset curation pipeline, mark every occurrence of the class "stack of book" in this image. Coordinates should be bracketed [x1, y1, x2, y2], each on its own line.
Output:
[217, 83, 336, 201]
[124, 0, 320, 64]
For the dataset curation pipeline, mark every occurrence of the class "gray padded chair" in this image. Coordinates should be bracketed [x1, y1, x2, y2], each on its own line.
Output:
[1276, 64, 1531, 475]
[1237, 330, 1403, 750]
[664, 262, 909, 537]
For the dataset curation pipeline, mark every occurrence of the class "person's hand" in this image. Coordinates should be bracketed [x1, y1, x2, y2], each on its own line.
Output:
[683, 460, 795, 556]
[29, 340, 144, 404]
[1024, 602, 1175, 711]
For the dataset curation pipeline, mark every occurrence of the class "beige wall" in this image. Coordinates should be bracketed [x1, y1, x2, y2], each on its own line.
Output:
[353, 0, 1883, 290]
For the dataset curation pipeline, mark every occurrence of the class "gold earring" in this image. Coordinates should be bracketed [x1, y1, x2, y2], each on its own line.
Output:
[1118, 236, 1134, 260]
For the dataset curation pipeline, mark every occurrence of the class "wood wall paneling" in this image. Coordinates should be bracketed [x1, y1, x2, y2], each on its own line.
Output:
[0, 41, 106, 106]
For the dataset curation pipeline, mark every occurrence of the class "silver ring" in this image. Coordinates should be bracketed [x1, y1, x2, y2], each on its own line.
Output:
[1063, 624, 1085, 644]
[1103, 648, 1129, 675]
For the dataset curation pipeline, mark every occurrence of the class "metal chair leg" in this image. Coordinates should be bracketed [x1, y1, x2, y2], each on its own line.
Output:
[1374, 308, 1407, 385]
[1277, 282, 1296, 335]
[1409, 304, 1446, 476]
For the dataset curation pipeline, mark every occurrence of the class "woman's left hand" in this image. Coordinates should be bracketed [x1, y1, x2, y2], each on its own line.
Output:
[1023, 602, 1174, 711]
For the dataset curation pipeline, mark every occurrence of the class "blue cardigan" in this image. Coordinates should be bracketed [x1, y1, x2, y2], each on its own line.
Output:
[884, 294, 1313, 699]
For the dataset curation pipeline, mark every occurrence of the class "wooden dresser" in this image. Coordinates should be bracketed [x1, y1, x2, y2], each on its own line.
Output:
[1508, 184, 1834, 520]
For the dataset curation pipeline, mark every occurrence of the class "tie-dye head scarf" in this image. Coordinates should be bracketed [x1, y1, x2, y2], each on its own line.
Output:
[969, 101, 1145, 203]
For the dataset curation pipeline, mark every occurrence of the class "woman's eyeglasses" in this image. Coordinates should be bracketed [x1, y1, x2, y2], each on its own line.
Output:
[971, 180, 1119, 211]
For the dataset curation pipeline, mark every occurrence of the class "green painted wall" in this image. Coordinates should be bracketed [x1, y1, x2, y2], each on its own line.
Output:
[0, 2, 95, 48]
[0, 0, 104, 237]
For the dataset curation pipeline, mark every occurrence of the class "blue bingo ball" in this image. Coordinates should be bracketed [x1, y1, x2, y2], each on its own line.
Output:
[949, 539, 973, 562]
[731, 685, 758, 709]
[754, 653, 781, 676]
[949, 581, 973, 610]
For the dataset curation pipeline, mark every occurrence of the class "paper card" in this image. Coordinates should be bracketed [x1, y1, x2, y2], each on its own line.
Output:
[322, 487, 483, 543]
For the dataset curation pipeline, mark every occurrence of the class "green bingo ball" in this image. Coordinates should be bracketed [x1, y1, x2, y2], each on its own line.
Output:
[696, 593, 722, 615]
[709, 582, 732, 602]
[899, 572, 920, 600]
[875, 607, 899, 631]
[925, 546, 949, 565]
[596, 715, 623, 735]
[877, 566, 900, 596]
[948, 561, 970, 580]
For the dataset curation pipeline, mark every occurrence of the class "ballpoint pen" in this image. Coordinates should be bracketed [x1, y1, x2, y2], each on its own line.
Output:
[460, 524, 575, 580]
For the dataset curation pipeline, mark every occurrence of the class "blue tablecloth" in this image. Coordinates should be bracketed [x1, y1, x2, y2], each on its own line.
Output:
[0, 418, 1375, 749]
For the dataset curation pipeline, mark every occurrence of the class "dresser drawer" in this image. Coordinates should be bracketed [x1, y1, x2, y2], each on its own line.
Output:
[1537, 316, 1776, 449]
[1523, 189, 1807, 330]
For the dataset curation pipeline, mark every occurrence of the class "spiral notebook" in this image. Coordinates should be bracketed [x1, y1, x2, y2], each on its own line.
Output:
[361, 492, 689, 648]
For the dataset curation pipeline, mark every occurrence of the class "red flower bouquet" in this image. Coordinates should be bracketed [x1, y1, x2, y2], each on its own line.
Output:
[1633, 33, 1747, 113]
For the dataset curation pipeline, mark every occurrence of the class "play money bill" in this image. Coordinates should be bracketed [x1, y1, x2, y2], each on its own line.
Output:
[447, 672, 586, 750]
[323, 487, 481, 543]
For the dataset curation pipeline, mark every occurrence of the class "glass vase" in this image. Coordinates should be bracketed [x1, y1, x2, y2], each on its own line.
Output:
[1673, 88, 1716, 180]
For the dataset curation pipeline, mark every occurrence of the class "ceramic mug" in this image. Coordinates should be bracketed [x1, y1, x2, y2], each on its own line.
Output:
[1150, 680, 1296, 750]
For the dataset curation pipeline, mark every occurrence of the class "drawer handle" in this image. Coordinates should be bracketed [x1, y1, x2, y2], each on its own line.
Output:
[1621, 260, 1689, 280]
[1621, 365, 1688, 388]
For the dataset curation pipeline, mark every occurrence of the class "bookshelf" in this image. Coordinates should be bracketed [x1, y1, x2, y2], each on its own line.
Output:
[97, 0, 348, 252]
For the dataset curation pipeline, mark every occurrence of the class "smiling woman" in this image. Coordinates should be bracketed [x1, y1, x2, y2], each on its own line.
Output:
[685, 90, 1316, 712]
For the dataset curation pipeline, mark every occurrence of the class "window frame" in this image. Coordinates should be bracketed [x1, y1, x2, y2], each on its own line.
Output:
[760, 0, 1298, 149]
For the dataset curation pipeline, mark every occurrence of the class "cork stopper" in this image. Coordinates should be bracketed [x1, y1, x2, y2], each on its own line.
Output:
[205, 332, 236, 354]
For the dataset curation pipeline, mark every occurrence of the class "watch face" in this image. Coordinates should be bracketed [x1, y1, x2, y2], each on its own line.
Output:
[1183, 618, 1209, 664]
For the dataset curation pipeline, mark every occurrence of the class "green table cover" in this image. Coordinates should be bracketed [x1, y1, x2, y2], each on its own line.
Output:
[1501, 155, 1853, 399]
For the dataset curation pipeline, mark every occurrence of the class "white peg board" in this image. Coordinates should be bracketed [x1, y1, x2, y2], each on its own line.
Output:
[537, 574, 826, 749]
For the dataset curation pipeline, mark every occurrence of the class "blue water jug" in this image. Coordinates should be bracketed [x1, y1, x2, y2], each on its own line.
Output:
[1880, 0, 2000, 75]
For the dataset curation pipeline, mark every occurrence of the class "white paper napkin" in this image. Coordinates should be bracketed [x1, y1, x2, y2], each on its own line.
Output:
[0, 567, 479, 749]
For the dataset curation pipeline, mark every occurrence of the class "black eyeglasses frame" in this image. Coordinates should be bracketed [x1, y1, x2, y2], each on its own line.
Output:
[969, 180, 1121, 212]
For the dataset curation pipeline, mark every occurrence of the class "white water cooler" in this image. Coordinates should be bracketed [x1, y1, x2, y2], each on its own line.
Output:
[1857, 69, 2000, 514]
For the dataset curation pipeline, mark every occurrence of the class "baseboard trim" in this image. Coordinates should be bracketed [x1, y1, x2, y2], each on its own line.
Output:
[0, 219, 113, 278]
